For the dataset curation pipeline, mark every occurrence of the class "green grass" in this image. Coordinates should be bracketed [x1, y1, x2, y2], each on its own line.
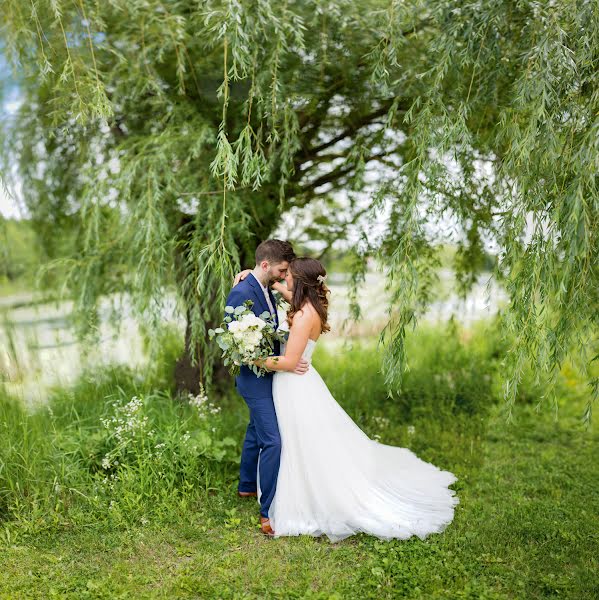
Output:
[0, 322, 597, 599]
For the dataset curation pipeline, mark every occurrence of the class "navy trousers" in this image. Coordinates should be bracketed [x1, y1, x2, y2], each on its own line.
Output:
[238, 394, 281, 518]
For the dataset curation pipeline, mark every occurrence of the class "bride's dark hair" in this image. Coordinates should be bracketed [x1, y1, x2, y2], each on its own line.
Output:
[287, 257, 331, 333]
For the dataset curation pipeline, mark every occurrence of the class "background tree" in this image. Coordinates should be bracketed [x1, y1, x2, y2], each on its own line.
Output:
[1, 0, 597, 420]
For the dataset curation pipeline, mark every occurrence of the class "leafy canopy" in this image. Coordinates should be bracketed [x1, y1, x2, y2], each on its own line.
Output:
[1, 0, 597, 420]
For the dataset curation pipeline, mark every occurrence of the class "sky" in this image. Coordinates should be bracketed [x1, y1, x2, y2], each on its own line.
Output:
[0, 187, 22, 219]
[0, 52, 24, 219]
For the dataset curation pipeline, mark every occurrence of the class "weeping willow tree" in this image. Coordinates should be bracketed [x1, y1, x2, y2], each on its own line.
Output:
[1, 0, 597, 421]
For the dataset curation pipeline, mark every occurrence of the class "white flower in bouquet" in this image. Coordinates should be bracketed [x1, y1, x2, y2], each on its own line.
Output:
[209, 300, 286, 377]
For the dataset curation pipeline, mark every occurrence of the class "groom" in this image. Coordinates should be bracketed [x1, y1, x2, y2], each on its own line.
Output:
[226, 239, 309, 536]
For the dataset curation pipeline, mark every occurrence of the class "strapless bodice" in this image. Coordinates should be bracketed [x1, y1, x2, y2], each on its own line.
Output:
[301, 338, 317, 362]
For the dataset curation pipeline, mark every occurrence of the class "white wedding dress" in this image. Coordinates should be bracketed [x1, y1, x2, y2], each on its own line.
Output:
[260, 320, 460, 543]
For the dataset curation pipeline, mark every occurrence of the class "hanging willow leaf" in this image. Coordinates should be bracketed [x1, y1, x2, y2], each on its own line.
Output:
[0, 0, 596, 418]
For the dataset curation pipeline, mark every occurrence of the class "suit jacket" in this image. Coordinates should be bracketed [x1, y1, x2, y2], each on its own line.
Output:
[225, 274, 280, 399]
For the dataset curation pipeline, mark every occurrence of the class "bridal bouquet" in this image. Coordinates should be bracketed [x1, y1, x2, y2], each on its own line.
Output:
[209, 300, 286, 378]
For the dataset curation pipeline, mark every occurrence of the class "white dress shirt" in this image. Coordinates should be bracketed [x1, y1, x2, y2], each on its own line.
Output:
[250, 272, 276, 315]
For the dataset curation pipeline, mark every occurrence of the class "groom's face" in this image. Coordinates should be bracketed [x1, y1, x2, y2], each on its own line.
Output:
[265, 260, 289, 284]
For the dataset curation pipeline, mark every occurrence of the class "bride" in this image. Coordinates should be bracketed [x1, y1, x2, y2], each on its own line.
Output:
[246, 257, 459, 542]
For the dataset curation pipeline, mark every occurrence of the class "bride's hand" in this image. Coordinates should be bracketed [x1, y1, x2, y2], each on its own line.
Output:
[233, 268, 252, 286]
[272, 280, 292, 302]
[254, 358, 271, 371]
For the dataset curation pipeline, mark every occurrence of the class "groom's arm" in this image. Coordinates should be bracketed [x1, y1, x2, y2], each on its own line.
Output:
[226, 284, 263, 322]
[226, 286, 247, 312]
[225, 287, 246, 326]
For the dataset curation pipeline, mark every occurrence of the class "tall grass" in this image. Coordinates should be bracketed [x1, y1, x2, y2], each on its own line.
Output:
[0, 374, 239, 534]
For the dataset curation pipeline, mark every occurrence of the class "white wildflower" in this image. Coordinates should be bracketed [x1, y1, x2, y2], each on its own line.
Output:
[102, 395, 149, 444]
[372, 416, 390, 430]
[188, 385, 221, 419]
[106, 187, 119, 203]
[107, 156, 120, 174]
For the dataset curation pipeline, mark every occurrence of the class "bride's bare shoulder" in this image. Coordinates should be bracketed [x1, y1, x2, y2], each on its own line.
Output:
[292, 303, 318, 322]
[300, 302, 321, 325]
[298, 302, 318, 315]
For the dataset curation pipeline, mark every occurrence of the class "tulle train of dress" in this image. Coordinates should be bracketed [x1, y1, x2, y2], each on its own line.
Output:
[258, 333, 460, 543]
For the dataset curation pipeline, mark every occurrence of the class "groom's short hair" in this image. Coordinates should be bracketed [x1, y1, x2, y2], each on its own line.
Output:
[255, 239, 296, 265]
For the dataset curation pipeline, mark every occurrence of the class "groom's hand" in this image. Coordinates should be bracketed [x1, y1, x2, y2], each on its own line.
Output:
[293, 358, 310, 375]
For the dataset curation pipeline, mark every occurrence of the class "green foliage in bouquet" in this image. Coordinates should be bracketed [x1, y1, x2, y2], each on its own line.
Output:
[208, 300, 287, 378]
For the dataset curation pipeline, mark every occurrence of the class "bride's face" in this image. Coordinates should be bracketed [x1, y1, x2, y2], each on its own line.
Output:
[285, 269, 294, 291]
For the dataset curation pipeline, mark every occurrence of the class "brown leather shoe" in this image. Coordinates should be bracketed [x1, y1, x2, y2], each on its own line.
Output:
[260, 517, 275, 537]
[238, 491, 257, 498]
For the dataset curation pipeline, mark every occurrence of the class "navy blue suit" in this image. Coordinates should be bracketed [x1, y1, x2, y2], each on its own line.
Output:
[226, 274, 281, 518]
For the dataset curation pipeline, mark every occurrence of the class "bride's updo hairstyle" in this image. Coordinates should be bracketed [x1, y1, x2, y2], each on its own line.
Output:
[287, 257, 331, 334]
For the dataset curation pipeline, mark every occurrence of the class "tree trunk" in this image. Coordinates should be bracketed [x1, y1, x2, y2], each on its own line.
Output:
[175, 308, 231, 396]
[174, 304, 204, 396]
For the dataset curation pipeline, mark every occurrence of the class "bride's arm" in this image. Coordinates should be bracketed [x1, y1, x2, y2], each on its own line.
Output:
[233, 269, 252, 286]
[257, 309, 311, 373]
[272, 280, 292, 302]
